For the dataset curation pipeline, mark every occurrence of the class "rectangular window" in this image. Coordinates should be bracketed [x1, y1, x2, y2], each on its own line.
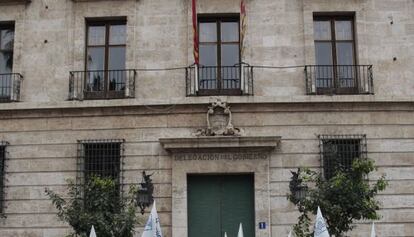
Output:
[319, 135, 367, 179]
[85, 19, 126, 99]
[0, 142, 8, 214]
[198, 15, 241, 95]
[0, 24, 14, 74]
[77, 140, 124, 192]
[313, 14, 357, 94]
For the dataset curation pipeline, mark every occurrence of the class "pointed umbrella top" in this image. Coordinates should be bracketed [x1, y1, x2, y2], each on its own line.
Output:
[314, 206, 330, 237]
[237, 223, 244, 237]
[224, 232, 228, 237]
[141, 201, 163, 237]
[288, 230, 292, 237]
[371, 222, 376, 237]
[89, 225, 97, 237]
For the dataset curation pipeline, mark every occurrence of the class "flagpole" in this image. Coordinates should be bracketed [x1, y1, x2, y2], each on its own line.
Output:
[240, 0, 247, 61]
[192, 0, 199, 65]
[192, 0, 199, 93]
[240, 0, 247, 93]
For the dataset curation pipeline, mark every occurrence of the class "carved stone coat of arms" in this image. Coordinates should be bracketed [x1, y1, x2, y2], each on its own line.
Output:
[195, 99, 243, 136]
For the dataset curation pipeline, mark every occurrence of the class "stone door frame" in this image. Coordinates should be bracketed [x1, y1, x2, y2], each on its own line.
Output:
[160, 136, 281, 237]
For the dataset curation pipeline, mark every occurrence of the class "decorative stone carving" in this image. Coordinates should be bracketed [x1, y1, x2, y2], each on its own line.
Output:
[195, 99, 243, 136]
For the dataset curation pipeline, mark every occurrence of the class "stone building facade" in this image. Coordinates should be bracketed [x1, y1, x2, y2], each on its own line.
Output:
[0, 0, 413, 236]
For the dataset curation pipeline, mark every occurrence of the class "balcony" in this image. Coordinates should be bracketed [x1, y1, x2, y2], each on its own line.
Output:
[0, 73, 23, 102]
[305, 65, 374, 95]
[186, 64, 253, 96]
[69, 69, 136, 100]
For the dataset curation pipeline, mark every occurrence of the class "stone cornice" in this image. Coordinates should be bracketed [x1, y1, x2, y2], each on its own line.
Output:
[0, 95, 413, 111]
[159, 136, 281, 153]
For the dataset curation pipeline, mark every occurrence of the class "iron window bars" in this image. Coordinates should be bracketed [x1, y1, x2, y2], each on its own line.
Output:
[319, 134, 367, 179]
[76, 139, 125, 194]
[0, 141, 8, 214]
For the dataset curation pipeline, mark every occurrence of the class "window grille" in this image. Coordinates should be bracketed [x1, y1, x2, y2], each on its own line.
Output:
[77, 139, 124, 193]
[319, 135, 367, 179]
[0, 141, 8, 214]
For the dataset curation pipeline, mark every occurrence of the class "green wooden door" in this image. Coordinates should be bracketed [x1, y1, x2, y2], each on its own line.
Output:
[188, 174, 255, 237]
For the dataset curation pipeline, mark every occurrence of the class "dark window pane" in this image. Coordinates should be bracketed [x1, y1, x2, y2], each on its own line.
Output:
[108, 47, 126, 91]
[335, 21, 353, 40]
[315, 42, 333, 88]
[336, 42, 354, 65]
[108, 47, 126, 70]
[0, 52, 13, 73]
[109, 24, 126, 45]
[336, 42, 355, 87]
[87, 47, 105, 70]
[221, 44, 239, 66]
[315, 42, 333, 65]
[199, 45, 217, 89]
[88, 26, 105, 46]
[0, 29, 14, 73]
[199, 44, 217, 66]
[200, 22, 217, 43]
[314, 21, 331, 40]
[221, 22, 239, 42]
[86, 47, 105, 92]
[0, 29, 14, 50]
[221, 44, 240, 89]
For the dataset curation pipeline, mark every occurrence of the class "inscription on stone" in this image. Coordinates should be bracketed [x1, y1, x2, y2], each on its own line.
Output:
[174, 153, 268, 161]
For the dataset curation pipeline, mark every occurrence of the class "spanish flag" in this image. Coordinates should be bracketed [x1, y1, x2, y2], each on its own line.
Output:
[240, 0, 247, 60]
[192, 0, 199, 65]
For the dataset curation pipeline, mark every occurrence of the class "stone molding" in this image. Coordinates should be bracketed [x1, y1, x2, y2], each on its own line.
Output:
[159, 136, 281, 153]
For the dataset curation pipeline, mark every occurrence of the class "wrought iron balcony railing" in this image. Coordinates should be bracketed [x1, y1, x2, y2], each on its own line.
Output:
[305, 65, 373, 95]
[69, 69, 136, 100]
[186, 64, 253, 96]
[0, 73, 23, 102]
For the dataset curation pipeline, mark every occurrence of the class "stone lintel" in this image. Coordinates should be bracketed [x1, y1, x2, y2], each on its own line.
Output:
[159, 136, 281, 153]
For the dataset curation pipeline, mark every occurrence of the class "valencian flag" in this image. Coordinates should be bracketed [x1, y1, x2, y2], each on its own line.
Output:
[192, 0, 199, 64]
[240, 0, 247, 59]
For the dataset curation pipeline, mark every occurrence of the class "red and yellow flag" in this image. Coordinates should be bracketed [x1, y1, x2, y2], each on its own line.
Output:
[192, 0, 199, 65]
[240, 0, 247, 60]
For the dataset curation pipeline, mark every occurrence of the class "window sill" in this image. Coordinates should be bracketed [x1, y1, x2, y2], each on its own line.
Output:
[194, 89, 247, 97]
[307, 88, 374, 96]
